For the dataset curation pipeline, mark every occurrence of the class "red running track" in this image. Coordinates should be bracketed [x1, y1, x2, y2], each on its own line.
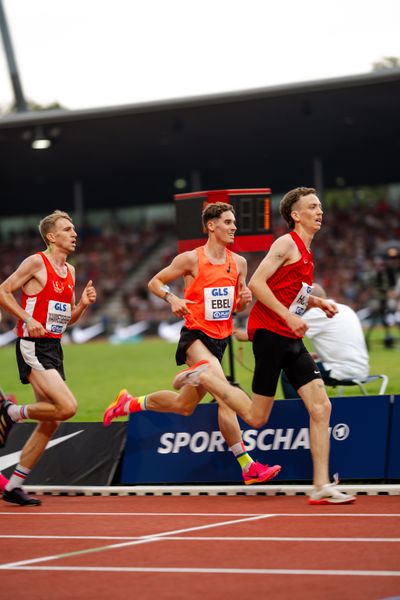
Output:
[0, 495, 399, 600]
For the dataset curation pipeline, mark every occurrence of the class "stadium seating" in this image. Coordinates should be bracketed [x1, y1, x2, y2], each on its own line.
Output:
[0, 220, 176, 333]
[1, 197, 399, 339]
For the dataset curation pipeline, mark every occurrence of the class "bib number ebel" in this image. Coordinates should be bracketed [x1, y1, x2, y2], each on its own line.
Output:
[46, 300, 72, 334]
[204, 286, 235, 321]
[289, 282, 312, 316]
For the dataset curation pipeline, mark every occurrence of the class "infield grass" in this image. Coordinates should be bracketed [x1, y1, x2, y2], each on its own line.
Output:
[0, 328, 398, 421]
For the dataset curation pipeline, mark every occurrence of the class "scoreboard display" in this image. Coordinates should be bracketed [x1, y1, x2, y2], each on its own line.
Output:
[174, 188, 273, 253]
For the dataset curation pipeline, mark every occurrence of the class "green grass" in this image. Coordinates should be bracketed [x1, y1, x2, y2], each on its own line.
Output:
[0, 329, 398, 421]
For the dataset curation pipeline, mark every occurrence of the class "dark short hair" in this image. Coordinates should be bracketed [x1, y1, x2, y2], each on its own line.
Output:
[201, 202, 234, 230]
[280, 187, 316, 230]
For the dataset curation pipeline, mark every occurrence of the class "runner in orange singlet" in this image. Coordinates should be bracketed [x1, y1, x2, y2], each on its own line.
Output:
[172, 188, 355, 505]
[104, 202, 281, 485]
[0, 210, 96, 505]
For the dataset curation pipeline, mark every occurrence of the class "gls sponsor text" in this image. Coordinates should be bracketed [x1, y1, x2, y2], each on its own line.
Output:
[211, 287, 230, 310]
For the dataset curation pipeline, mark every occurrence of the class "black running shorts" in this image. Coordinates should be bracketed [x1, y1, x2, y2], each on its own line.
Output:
[16, 337, 65, 384]
[175, 327, 229, 365]
[252, 328, 321, 396]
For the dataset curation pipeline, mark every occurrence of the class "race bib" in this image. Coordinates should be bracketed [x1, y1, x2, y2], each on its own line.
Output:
[289, 282, 312, 316]
[204, 286, 235, 321]
[46, 300, 72, 334]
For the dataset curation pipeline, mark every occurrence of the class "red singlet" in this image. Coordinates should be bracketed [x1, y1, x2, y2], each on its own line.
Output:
[247, 231, 314, 340]
[17, 252, 74, 339]
[183, 246, 238, 339]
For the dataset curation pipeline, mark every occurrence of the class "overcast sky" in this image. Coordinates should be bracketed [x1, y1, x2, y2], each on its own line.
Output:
[1, 0, 399, 111]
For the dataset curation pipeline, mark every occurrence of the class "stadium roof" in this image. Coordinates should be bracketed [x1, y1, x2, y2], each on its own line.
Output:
[1, 69, 400, 217]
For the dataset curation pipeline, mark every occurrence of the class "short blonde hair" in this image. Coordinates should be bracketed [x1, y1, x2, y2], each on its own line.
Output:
[39, 210, 73, 246]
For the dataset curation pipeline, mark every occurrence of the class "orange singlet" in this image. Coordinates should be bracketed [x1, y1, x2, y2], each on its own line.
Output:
[183, 246, 238, 339]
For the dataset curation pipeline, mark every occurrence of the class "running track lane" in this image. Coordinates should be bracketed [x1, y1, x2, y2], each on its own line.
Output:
[0, 495, 399, 600]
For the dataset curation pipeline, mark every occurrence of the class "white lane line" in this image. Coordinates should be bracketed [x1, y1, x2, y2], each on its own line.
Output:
[0, 512, 399, 517]
[1, 535, 400, 542]
[3, 566, 400, 577]
[0, 513, 275, 569]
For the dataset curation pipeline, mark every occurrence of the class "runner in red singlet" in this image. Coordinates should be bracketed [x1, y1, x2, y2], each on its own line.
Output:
[103, 202, 281, 485]
[178, 188, 355, 504]
[0, 210, 96, 505]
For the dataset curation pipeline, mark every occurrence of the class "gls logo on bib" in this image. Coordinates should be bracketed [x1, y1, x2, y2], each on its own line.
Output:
[46, 300, 72, 334]
[204, 286, 234, 321]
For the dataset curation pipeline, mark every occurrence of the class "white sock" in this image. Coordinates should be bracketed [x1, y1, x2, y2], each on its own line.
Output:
[230, 442, 246, 456]
[5, 464, 31, 491]
[6, 403, 29, 422]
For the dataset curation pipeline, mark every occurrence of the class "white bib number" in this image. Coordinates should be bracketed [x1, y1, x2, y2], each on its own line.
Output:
[289, 282, 312, 316]
[204, 286, 235, 321]
[46, 300, 72, 334]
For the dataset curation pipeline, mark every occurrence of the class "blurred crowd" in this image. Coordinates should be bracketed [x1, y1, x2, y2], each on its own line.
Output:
[1, 197, 400, 343]
[0, 219, 174, 333]
[314, 198, 400, 347]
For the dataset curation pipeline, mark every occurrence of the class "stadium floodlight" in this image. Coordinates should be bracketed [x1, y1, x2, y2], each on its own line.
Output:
[0, 0, 28, 112]
[31, 126, 51, 150]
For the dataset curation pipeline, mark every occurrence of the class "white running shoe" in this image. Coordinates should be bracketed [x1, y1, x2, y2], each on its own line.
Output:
[308, 474, 356, 505]
[172, 360, 209, 390]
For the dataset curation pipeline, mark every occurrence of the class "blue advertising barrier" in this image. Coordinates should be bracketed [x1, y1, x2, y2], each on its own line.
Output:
[121, 395, 391, 484]
[387, 395, 400, 479]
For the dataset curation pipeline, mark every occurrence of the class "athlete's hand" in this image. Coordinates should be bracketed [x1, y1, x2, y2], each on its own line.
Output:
[169, 296, 195, 318]
[285, 312, 309, 337]
[319, 299, 338, 318]
[80, 280, 97, 306]
[26, 316, 46, 337]
[234, 328, 249, 342]
[237, 286, 252, 309]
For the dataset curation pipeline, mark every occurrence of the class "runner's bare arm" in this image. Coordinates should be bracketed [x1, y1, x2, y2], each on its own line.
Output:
[0, 255, 46, 336]
[234, 254, 252, 312]
[248, 235, 294, 318]
[308, 295, 338, 318]
[148, 251, 197, 317]
[70, 267, 97, 324]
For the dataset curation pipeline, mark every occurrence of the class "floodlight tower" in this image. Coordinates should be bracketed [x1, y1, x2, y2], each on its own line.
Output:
[0, 0, 27, 111]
